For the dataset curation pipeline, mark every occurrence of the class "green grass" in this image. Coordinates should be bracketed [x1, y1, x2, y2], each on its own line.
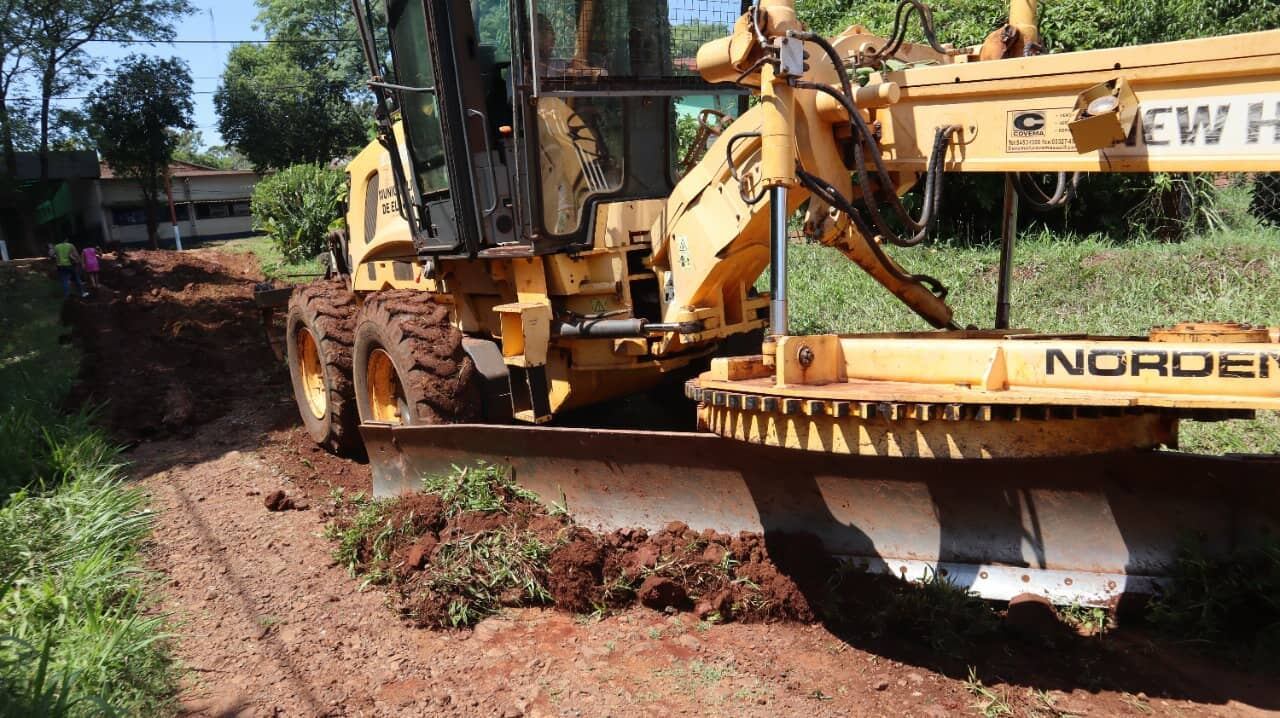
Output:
[426, 528, 554, 627]
[964, 667, 1014, 718]
[325, 491, 402, 587]
[0, 270, 81, 497]
[420, 463, 541, 517]
[1145, 535, 1280, 668]
[786, 227, 1280, 454]
[0, 268, 176, 715]
[206, 235, 326, 283]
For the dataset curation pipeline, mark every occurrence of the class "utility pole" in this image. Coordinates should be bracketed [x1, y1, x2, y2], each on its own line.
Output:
[164, 169, 183, 250]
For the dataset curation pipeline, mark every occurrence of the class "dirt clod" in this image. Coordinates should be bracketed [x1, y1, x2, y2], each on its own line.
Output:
[1006, 592, 1064, 639]
[547, 532, 606, 613]
[404, 535, 439, 570]
[263, 490, 295, 511]
[637, 575, 688, 611]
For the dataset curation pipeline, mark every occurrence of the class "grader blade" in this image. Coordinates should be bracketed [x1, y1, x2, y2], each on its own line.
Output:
[361, 423, 1280, 606]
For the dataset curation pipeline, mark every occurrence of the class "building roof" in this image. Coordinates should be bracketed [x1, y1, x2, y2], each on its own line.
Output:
[8, 151, 101, 180]
[98, 160, 257, 180]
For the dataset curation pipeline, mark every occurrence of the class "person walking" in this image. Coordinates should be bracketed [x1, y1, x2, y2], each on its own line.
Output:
[51, 236, 88, 298]
[81, 245, 101, 289]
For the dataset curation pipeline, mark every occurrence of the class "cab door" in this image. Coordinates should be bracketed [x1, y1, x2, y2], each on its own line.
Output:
[385, 0, 517, 256]
[384, 0, 465, 254]
[431, 0, 521, 250]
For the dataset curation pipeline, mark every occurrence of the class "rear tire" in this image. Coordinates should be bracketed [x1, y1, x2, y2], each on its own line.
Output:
[286, 279, 361, 453]
[352, 291, 482, 425]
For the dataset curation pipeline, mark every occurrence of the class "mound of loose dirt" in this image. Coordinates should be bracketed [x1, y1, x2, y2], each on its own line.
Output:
[64, 248, 282, 441]
[330, 486, 825, 629]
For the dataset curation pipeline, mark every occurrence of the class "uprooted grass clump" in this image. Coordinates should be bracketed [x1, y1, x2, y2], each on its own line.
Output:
[1145, 535, 1280, 669]
[326, 463, 1043, 653]
[324, 463, 816, 628]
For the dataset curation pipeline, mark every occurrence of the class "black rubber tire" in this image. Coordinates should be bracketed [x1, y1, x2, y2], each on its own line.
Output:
[352, 291, 482, 425]
[285, 279, 361, 453]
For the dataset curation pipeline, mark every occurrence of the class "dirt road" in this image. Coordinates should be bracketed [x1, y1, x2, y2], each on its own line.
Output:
[69, 248, 1277, 717]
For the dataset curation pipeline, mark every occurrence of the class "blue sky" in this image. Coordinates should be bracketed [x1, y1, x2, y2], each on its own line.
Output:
[75, 0, 264, 148]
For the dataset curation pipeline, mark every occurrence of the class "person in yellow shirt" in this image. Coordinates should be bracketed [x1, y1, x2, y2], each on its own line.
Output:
[51, 236, 88, 298]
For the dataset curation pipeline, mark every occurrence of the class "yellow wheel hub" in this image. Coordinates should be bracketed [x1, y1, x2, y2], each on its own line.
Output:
[297, 328, 327, 420]
[366, 348, 407, 424]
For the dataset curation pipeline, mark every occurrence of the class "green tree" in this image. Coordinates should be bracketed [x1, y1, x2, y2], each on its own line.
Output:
[0, 0, 38, 177]
[22, 0, 192, 182]
[171, 129, 251, 170]
[86, 55, 194, 248]
[796, 0, 1280, 48]
[250, 163, 346, 262]
[670, 20, 731, 60]
[215, 41, 367, 170]
[253, 0, 368, 91]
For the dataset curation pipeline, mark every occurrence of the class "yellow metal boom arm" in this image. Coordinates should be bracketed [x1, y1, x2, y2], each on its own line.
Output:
[653, 8, 1280, 337]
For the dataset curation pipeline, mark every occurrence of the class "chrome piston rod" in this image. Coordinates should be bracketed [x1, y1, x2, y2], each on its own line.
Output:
[769, 186, 788, 336]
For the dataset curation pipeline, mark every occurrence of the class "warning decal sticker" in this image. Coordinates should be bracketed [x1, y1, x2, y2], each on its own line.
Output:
[1005, 108, 1076, 153]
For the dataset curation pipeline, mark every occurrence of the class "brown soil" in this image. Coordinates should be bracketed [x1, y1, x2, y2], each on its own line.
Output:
[62, 247, 1277, 717]
[333, 488, 820, 628]
[64, 247, 279, 440]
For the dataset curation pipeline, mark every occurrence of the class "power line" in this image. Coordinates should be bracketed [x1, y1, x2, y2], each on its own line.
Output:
[73, 37, 357, 45]
[5, 83, 344, 103]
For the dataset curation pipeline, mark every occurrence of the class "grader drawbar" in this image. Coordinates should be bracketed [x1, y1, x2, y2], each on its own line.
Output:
[265, 0, 1280, 608]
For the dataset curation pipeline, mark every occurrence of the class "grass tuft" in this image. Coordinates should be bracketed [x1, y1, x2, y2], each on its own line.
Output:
[420, 462, 540, 517]
[826, 564, 1001, 656]
[425, 527, 554, 627]
[324, 491, 401, 586]
[964, 667, 1013, 718]
[1059, 602, 1110, 636]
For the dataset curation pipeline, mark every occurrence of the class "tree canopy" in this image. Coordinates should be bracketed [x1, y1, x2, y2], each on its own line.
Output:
[172, 129, 252, 171]
[795, 0, 1280, 50]
[214, 40, 369, 171]
[87, 55, 194, 248]
[254, 0, 367, 91]
[3, 0, 192, 180]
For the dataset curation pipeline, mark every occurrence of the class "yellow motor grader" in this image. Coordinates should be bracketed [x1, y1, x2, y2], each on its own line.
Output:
[275, 0, 1280, 604]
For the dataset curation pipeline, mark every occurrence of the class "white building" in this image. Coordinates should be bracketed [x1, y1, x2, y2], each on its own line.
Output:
[98, 161, 262, 245]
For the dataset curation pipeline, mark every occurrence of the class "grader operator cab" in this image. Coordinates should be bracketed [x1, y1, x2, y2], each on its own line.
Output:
[275, 0, 1280, 605]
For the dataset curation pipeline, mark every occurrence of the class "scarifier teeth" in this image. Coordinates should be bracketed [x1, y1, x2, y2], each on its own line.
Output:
[686, 384, 1249, 423]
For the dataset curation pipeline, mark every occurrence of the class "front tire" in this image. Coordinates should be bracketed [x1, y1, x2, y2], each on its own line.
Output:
[285, 279, 361, 453]
[352, 291, 481, 425]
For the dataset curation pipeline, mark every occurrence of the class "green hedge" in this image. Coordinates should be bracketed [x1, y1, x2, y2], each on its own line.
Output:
[251, 163, 347, 264]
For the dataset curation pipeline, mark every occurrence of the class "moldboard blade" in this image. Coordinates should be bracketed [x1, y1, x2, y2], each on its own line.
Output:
[361, 422, 1280, 606]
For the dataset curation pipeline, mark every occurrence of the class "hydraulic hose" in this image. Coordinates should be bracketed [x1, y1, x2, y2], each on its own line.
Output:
[788, 26, 961, 246]
[792, 77, 957, 247]
[1013, 172, 1081, 212]
[796, 166, 950, 301]
[861, 0, 950, 68]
